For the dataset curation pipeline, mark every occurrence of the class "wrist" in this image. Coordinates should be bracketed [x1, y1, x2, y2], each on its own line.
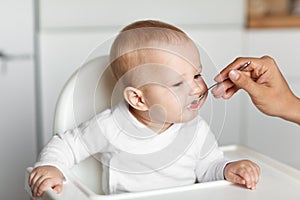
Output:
[280, 95, 300, 125]
[223, 162, 232, 180]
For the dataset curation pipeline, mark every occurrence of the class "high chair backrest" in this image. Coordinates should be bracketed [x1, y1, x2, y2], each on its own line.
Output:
[54, 55, 117, 134]
[53, 56, 116, 195]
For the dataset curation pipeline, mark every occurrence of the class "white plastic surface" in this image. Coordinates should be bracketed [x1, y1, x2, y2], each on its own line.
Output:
[53, 55, 116, 134]
[25, 145, 300, 199]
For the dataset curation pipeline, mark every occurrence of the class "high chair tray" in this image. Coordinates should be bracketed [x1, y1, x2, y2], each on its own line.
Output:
[25, 145, 300, 200]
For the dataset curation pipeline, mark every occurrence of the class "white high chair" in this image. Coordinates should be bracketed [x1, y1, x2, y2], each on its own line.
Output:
[53, 55, 116, 135]
[53, 55, 117, 195]
[25, 55, 117, 198]
[25, 56, 300, 200]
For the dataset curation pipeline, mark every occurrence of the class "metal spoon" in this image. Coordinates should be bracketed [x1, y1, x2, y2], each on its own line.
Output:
[191, 61, 251, 105]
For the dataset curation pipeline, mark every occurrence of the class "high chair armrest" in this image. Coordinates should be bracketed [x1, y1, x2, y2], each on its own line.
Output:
[25, 145, 300, 200]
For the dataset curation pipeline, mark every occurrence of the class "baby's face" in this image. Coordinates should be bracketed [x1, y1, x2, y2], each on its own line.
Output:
[134, 45, 207, 124]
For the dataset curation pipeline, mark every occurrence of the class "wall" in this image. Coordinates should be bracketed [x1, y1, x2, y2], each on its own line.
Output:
[244, 29, 300, 169]
[0, 0, 37, 199]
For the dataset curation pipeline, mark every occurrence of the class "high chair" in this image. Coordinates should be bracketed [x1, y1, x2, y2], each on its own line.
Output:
[25, 56, 300, 200]
[52, 55, 117, 195]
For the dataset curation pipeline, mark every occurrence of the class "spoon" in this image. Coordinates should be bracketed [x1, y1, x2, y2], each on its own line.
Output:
[191, 61, 251, 105]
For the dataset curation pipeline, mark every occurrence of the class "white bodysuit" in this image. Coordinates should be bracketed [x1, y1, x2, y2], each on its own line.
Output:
[35, 101, 229, 194]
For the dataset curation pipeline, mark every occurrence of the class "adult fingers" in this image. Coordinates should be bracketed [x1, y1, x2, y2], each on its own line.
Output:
[214, 57, 254, 82]
[212, 84, 240, 99]
[211, 79, 235, 98]
[228, 69, 262, 99]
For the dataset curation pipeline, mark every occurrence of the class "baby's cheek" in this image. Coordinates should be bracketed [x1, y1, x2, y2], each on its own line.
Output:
[169, 87, 189, 103]
[172, 94, 187, 112]
[161, 91, 183, 113]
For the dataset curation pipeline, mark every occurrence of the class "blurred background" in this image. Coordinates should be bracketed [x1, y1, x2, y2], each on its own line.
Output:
[1, 0, 300, 199]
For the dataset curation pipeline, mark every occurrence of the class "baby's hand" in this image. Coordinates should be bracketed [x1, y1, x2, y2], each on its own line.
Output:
[224, 160, 260, 190]
[28, 165, 64, 198]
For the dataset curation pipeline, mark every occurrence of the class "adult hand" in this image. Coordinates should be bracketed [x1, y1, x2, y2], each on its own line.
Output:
[212, 56, 300, 124]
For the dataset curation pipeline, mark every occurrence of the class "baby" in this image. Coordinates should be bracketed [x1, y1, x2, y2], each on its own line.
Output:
[29, 20, 260, 198]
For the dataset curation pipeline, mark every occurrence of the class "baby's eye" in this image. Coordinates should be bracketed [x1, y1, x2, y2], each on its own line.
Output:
[194, 73, 202, 80]
[172, 82, 183, 87]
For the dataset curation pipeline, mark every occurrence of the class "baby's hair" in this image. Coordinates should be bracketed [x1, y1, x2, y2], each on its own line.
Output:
[109, 20, 192, 80]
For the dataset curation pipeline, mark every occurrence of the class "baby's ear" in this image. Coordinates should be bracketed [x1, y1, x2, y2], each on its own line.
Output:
[123, 87, 148, 111]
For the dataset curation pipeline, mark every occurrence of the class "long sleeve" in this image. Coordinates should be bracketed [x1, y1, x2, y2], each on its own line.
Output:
[195, 143, 230, 182]
[34, 113, 111, 176]
[194, 120, 230, 182]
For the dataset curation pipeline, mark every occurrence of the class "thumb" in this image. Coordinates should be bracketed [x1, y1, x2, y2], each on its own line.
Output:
[229, 69, 260, 97]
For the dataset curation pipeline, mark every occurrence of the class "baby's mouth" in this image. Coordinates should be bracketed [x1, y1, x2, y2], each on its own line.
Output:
[188, 92, 207, 110]
[189, 102, 200, 110]
[188, 99, 201, 110]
